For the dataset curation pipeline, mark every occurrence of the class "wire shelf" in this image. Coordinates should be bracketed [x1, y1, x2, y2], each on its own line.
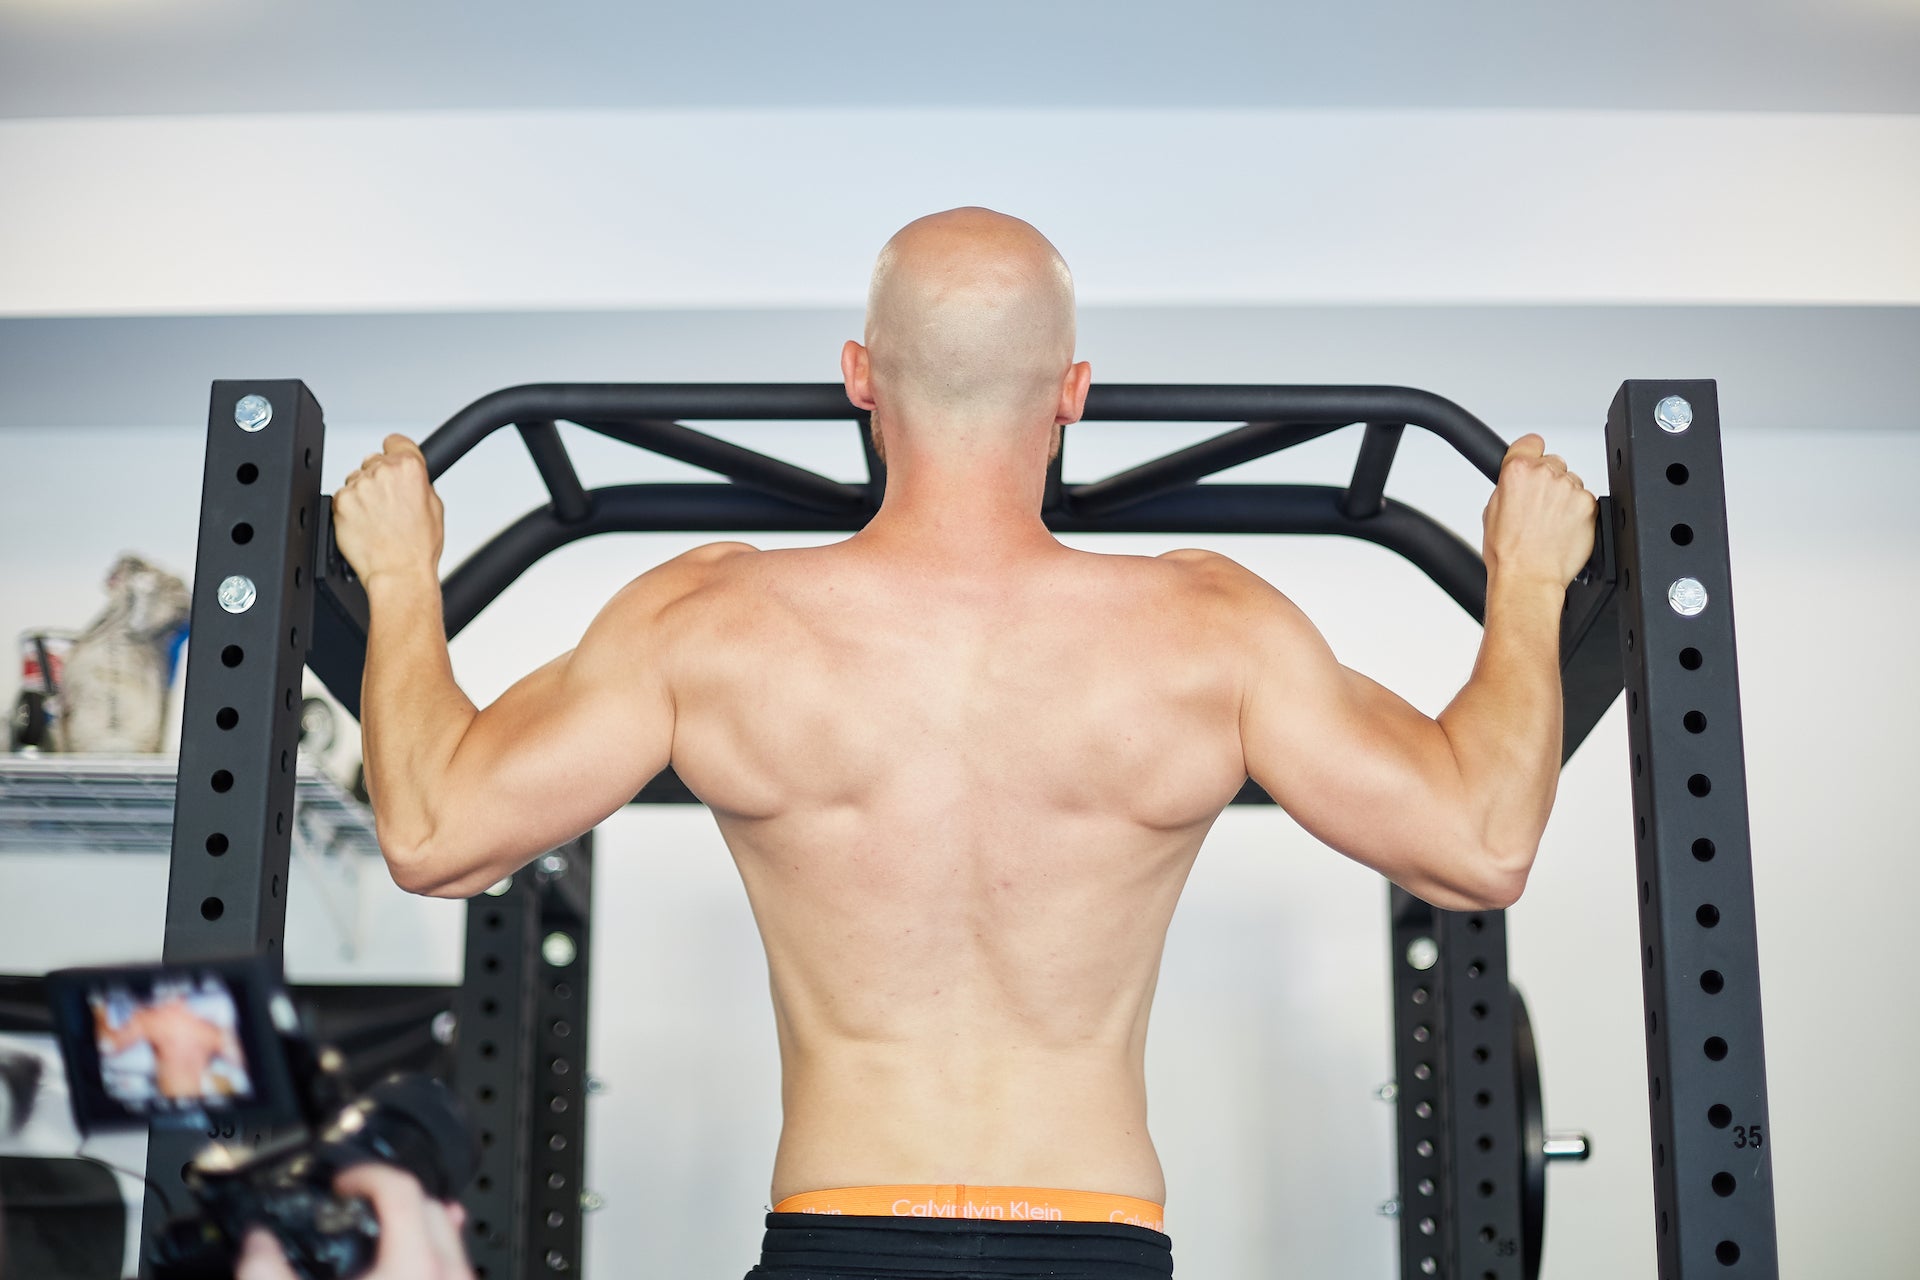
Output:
[0, 752, 379, 860]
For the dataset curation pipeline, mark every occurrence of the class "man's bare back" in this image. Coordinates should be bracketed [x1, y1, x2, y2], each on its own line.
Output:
[335, 206, 1595, 1243]
[667, 540, 1246, 1204]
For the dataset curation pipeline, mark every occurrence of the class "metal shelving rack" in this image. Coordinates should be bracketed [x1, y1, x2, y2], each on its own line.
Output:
[141, 377, 1774, 1279]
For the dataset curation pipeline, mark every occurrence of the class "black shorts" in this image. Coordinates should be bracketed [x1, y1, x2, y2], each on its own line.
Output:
[743, 1211, 1175, 1279]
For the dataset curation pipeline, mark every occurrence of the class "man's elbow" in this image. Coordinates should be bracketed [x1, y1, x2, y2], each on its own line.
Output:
[1464, 845, 1534, 911]
[381, 837, 469, 899]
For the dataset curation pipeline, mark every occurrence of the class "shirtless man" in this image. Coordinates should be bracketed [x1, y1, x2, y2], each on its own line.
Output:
[331, 207, 1595, 1279]
[95, 993, 245, 1102]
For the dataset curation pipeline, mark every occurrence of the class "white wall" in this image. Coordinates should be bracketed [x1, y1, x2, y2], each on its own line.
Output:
[2, 409, 1913, 1278]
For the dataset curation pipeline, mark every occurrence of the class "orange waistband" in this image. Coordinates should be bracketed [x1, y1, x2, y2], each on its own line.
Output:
[773, 1185, 1166, 1234]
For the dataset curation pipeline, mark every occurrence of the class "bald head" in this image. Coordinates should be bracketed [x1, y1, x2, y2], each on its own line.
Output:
[862, 208, 1078, 433]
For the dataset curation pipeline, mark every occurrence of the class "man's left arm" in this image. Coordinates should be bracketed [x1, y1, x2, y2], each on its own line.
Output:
[335, 435, 732, 899]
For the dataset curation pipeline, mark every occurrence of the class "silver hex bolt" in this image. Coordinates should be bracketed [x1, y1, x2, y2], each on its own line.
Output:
[579, 1190, 606, 1212]
[1377, 1199, 1400, 1218]
[217, 575, 257, 614]
[1375, 1082, 1398, 1102]
[1405, 937, 1439, 971]
[540, 853, 568, 876]
[1668, 577, 1709, 618]
[483, 876, 514, 897]
[235, 395, 274, 432]
[430, 1011, 457, 1044]
[1654, 395, 1693, 434]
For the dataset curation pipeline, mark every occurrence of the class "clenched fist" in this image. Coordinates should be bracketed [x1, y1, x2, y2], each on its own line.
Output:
[334, 435, 444, 589]
[1482, 434, 1598, 590]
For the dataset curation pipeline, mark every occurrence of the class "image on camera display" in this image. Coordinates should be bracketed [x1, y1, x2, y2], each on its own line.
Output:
[88, 973, 255, 1115]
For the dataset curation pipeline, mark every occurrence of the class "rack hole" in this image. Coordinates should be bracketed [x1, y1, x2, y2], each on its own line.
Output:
[1466, 960, 1484, 979]
[1657, 1143, 1665, 1167]
[1667, 463, 1689, 485]
[1635, 753, 1643, 777]
[1653, 1076, 1662, 1101]
[482, 956, 500, 973]
[294, 566, 303, 588]
[1680, 647, 1703, 670]
[1701, 969, 1725, 994]
[485, 911, 503, 931]
[299, 506, 307, 528]
[211, 770, 233, 793]
[1471, 1002, 1488, 1020]
[482, 998, 498, 1016]
[206, 833, 228, 855]
[479, 1041, 497, 1060]
[1705, 1036, 1729, 1061]
[1671, 523, 1694, 546]
[221, 645, 244, 668]
[200, 896, 224, 921]
[271, 874, 279, 899]
[1638, 816, 1647, 842]
[280, 750, 289, 773]
[1697, 903, 1721, 928]
[284, 688, 294, 711]
[231, 522, 254, 545]
[1693, 837, 1716, 862]
[1466, 917, 1485, 934]
[1474, 1091, 1491, 1109]
[290, 626, 300, 650]
[1684, 710, 1707, 734]
[1473, 1045, 1490, 1063]
[1709, 1104, 1733, 1128]
[1713, 1172, 1736, 1197]
[1646, 945, 1654, 970]
[1477, 1180, 1495, 1198]
[1716, 1241, 1740, 1265]
[216, 707, 238, 730]
[1629, 689, 1638, 714]
[237, 463, 259, 484]
[1688, 774, 1712, 797]
[276, 812, 285, 835]
[1476, 1135, 1493, 1152]
[1641, 880, 1650, 904]
[304, 447, 312, 470]
[1650, 1009, 1659, 1034]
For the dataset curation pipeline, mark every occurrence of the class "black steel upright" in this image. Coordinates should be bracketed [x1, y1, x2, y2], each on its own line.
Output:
[145, 382, 328, 1245]
[1388, 894, 1529, 1279]
[1607, 382, 1777, 1277]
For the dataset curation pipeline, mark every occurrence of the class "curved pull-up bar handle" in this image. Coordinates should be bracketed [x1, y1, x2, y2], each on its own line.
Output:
[414, 382, 1508, 484]
[417, 383, 864, 480]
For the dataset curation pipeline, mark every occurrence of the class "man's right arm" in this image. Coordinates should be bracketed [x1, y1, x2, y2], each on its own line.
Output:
[1215, 434, 1596, 911]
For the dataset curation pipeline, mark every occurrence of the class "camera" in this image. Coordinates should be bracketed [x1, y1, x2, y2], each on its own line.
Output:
[44, 956, 476, 1280]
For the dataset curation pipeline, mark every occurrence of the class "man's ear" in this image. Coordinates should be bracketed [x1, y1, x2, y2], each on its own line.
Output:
[842, 340, 877, 411]
[1056, 361, 1093, 425]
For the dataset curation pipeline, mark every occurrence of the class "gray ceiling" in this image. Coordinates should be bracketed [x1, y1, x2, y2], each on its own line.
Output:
[4, 0, 1917, 118]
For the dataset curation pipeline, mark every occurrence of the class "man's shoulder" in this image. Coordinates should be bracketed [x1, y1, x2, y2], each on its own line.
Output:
[595, 541, 761, 629]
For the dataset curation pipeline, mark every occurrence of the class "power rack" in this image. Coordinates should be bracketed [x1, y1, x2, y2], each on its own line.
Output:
[148, 379, 1776, 1279]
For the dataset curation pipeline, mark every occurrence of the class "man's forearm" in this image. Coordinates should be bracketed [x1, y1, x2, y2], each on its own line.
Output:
[361, 570, 476, 859]
[1437, 570, 1566, 883]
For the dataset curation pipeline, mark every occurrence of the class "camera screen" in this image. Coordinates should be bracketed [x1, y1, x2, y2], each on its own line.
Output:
[85, 973, 256, 1117]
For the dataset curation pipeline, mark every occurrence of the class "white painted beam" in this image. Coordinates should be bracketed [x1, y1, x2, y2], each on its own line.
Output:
[2, 109, 1916, 316]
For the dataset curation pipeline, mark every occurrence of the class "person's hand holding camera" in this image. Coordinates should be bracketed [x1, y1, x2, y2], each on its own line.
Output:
[235, 1164, 473, 1280]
